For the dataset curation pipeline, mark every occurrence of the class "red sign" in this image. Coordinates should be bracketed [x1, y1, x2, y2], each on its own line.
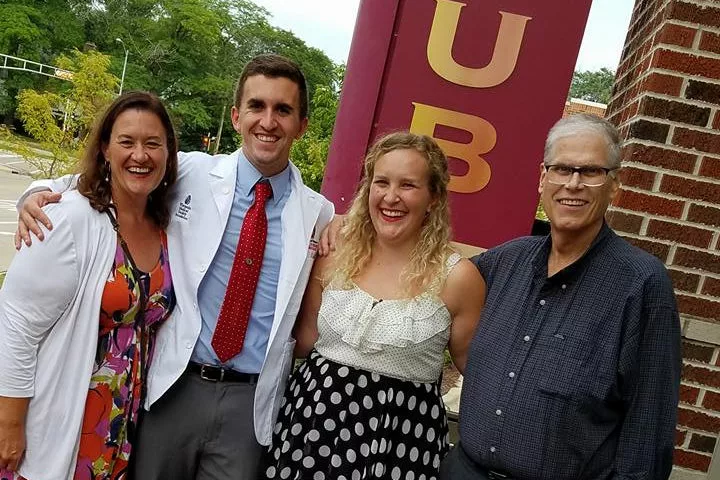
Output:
[322, 0, 593, 248]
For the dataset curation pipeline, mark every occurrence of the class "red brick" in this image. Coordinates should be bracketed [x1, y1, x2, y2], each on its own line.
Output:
[704, 391, 720, 411]
[613, 189, 684, 218]
[606, 210, 644, 234]
[668, 1, 720, 29]
[677, 406, 720, 433]
[621, 236, 671, 262]
[683, 340, 716, 362]
[673, 128, 720, 156]
[676, 295, 720, 322]
[685, 80, 720, 108]
[669, 269, 701, 292]
[703, 277, 720, 297]
[699, 157, 720, 180]
[700, 31, 720, 55]
[688, 432, 717, 454]
[641, 97, 711, 127]
[647, 219, 713, 248]
[652, 49, 720, 81]
[715, 111, 720, 130]
[618, 166, 656, 190]
[676, 429, 687, 446]
[687, 204, 720, 227]
[656, 22, 697, 48]
[660, 175, 720, 203]
[674, 448, 711, 472]
[621, 144, 696, 173]
[643, 73, 684, 96]
[674, 247, 720, 275]
[629, 119, 670, 142]
[680, 384, 701, 404]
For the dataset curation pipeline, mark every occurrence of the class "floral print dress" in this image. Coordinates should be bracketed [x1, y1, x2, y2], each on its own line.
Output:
[73, 231, 175, 479]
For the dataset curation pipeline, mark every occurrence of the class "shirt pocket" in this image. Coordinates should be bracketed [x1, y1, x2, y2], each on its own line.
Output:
[536, 333, 591, 398]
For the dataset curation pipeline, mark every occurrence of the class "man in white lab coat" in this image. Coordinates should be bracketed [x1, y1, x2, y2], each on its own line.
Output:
[16, 54, 335, 479]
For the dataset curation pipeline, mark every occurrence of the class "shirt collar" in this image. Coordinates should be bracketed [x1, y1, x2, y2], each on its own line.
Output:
[532, 222, 612, 281]
[236, 150, 291, 206]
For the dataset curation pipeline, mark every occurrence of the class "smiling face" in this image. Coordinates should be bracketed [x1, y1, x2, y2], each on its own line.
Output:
[102, 108, 168, 206]
[539, 131, 619, 239]
[369, 148, 434, 247]
[231, 74, 308, 176]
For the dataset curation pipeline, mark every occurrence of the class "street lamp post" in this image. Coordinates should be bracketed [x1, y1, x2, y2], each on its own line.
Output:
[116, 38, 128, 95]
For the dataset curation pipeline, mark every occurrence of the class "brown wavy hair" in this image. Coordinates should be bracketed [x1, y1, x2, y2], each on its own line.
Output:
[328, 131, 454, 297]
[77, 91, 178, 228]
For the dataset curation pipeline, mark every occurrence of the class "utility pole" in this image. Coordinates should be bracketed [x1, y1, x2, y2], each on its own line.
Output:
[116, 38, 129, 95]
[213, 104, 227, 154]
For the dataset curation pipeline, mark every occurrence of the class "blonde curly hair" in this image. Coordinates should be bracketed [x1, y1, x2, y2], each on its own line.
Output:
[328, 131, 454, 297]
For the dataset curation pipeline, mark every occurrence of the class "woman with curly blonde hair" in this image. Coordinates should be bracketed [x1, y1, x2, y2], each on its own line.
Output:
[261, 131, 485, 480]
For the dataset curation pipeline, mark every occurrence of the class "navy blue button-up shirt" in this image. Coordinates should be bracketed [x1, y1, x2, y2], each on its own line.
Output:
[460, 224, 681, 480]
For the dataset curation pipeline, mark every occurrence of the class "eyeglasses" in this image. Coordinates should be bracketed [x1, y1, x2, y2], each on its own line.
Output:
[543, 164, 617, 187]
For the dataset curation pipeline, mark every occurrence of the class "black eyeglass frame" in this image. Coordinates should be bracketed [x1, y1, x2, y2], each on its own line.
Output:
[543, 164, 619, 187]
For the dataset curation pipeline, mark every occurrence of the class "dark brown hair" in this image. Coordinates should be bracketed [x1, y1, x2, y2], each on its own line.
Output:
[233, 54, 309, 119]
[77, 91, 178, 228]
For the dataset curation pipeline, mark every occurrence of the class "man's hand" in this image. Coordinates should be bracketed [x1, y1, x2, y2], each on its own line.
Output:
[318, 214, 346, 256]
[14, 191, 61, 249]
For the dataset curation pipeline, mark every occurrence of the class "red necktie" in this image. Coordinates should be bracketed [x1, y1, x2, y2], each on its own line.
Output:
[211, 181, 272, 363]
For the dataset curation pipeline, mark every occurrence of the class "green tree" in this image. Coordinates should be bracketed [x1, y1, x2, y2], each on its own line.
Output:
[569, 68, 616, 104]
[15, 50, 117, 177]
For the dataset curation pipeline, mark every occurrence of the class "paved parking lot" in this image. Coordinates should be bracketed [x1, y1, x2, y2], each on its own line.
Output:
[0, 169, 33, 271]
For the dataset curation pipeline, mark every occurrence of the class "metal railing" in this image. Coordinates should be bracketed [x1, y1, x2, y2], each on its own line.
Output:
[0, 53, 73, 81]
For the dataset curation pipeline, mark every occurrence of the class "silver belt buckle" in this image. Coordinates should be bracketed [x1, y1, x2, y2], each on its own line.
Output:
[200, 364, 224, 382]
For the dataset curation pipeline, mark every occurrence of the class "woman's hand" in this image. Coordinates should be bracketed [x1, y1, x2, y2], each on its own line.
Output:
[0, 397, 30, 471]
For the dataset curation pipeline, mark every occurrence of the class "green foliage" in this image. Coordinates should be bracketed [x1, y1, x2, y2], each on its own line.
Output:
[0, 0, 341, 185]
[569, 68, 616, 105]
[291, 81, 341, 192]
[14, 50, 116, 177]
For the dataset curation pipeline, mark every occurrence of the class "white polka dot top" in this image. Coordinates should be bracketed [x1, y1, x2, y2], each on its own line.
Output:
[314, 253, 462, 383]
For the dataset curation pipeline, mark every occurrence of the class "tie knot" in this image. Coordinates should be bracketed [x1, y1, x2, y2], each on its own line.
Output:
[254, 181, 272, 204]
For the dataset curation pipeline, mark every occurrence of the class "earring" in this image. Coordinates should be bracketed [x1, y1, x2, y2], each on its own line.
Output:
[163, 181, 168, 187]
[104, 162, 110, 183]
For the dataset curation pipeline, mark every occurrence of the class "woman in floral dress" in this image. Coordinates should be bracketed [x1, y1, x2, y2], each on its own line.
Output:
[0, 91, 178, 480]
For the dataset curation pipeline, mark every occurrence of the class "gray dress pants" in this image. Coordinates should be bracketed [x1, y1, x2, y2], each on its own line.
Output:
[131, 370, 262, 480]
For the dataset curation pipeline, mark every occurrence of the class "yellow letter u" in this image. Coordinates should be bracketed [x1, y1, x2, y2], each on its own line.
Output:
[427, 0, 532, 88]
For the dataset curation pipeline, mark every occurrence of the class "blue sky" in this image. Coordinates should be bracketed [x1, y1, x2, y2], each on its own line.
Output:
[253, 0, 634, 72]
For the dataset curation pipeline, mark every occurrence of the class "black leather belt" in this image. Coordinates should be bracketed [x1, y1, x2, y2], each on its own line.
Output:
[187, 362, 259, 383]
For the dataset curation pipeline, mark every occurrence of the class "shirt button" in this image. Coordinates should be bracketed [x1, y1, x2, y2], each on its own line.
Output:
[193, 302, 198, 310]
[185, 342, 192, 349]
[222, 187, 230, 195]
[490, 446, 497, 453]
[508, 372, 515, 378]
[524, 335, 531, 342]
[539, 299, 546, 306]
[200, 264, 207, 272]
[495, 409, 502, 416]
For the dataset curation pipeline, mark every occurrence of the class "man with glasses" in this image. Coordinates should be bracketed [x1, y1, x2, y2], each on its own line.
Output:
[441, 114, 681, 480]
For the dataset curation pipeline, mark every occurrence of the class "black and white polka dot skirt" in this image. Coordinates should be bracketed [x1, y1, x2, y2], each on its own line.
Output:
[261, 350, 449, 480]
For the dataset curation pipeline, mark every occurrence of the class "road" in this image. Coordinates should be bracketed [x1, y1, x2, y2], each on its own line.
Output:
[0, 164, 33, 272]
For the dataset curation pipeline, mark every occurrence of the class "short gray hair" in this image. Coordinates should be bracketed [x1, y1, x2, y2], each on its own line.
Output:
[543, 113, 621, 169]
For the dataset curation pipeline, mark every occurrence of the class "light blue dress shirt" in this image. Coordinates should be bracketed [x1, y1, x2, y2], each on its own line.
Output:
[191, 150, 290, 373]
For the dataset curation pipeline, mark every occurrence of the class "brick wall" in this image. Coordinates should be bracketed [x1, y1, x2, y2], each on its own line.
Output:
[605, 0, 720, 478]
